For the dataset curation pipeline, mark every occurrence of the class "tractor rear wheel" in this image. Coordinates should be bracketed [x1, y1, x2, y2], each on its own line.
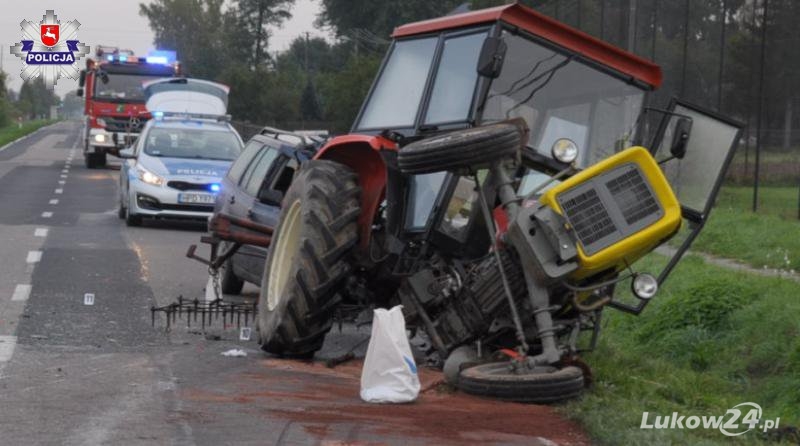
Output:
[457, 362, 584, 403]
[398, 123, 522, 175]
[257, 160, 360, 357]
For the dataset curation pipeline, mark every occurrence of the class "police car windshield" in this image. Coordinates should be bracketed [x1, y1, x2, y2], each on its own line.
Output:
[95, 74, 157, 102]
[144, 128, 242, 161]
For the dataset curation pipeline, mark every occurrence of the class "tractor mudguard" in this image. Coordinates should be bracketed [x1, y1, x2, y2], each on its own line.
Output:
[313, 134, 397, 253]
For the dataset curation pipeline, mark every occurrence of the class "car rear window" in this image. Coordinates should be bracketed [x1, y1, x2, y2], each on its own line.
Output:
[227, 140, 263, 184]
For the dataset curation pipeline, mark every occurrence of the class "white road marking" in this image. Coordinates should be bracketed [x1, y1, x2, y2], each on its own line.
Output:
[58, 180, 65, 185]
[34, 228, 48, 237]
[55, 188, 63, 194]
[49, 199, 58, 205]
[11, 284, 32, 302]
[60, 174, 67, 179]
[0, 336, 17, 362]
[41, 212, 53, 218]
[26, 251, 42, 263]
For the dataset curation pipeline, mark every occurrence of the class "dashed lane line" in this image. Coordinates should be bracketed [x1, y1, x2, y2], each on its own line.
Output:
[26, 251, 42, 263]
[34, 228, 48, 237]
[11, 284, 31, 302]
[0, 336, 16, 362]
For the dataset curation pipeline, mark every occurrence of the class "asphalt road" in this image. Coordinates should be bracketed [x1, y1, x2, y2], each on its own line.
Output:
[0, 121, 588, 446]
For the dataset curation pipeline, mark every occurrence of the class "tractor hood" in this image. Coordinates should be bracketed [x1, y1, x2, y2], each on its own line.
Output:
[143, 78, 229, 116]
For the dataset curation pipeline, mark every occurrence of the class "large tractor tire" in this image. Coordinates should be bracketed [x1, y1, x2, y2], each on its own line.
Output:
[397, 123, 522, 175]
[257, 160, 360, 357]
[457, 362, 584, 403]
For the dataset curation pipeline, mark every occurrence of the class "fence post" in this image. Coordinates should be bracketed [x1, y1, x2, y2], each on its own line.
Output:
[753, 0, 769, 213]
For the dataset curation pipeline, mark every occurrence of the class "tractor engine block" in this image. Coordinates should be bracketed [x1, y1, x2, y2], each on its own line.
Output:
[401, 251, 527, 353]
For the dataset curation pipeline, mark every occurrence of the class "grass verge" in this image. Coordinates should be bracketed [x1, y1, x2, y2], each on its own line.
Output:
[563, 254, 800, 445]
[0, 120, 55, 148]
[690, 187, 800, 271]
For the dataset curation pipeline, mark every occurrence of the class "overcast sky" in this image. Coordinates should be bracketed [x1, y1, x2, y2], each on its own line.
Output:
[1, 0, 329, 98]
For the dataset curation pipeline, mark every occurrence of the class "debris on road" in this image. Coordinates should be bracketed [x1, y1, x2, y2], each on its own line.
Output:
[221, 349, 247, 357]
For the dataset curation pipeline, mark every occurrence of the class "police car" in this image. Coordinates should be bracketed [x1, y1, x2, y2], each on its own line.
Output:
[118, 78, 243, 226]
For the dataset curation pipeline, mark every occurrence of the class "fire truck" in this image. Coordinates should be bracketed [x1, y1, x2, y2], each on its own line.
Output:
[77, 46, 179, 168]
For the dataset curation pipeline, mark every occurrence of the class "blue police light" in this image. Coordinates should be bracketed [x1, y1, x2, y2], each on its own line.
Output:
[106, 55, 114, 61]
[209, 184, 221, 193]
[146, 50, 177, 65]
[152, 111, 164, 119]
[119, 55, 128, 62]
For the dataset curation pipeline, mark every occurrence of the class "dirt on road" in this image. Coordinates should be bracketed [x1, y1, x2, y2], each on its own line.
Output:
[181, 357, 590, 445]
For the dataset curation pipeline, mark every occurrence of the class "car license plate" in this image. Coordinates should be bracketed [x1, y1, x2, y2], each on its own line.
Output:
[178, 193, 216, 204]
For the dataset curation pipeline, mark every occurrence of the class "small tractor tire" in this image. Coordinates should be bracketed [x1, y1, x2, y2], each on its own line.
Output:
[457, 362, 584, 403]
[257, 160, 360, 357]
[398, 123, 522, 175]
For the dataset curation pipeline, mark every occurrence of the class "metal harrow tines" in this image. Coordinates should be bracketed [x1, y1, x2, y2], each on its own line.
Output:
[151, 296, 257, 332]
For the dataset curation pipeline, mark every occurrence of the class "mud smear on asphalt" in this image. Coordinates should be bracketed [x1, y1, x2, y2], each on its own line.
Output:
[182, 358, 589, 445]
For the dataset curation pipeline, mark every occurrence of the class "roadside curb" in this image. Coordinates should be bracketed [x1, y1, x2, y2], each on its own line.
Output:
[0, 121, 60, 153]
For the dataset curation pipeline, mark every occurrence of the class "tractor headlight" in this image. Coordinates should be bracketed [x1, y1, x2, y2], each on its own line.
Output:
[136, 165, 165, 186]
[551, 138, 578, 164]
[94, 134, 107, 143]
[632, 273, 658, 300]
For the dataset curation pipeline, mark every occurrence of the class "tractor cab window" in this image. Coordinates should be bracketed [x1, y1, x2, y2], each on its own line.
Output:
[355, 29, 489, 133]
[357, 38, 438, 130]
[405, 171, 448, 231]
[424, 32, 487, 125]
[481, 31, 646, 169]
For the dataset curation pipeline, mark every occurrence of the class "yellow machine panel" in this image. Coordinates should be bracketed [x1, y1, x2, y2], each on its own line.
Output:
[540, 146, 681, 277]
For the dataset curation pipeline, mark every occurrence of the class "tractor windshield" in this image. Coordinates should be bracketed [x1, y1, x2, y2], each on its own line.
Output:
[481, 31, 646, 170]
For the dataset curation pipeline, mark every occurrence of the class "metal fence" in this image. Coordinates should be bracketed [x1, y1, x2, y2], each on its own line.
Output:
[526, 0, 800, 219]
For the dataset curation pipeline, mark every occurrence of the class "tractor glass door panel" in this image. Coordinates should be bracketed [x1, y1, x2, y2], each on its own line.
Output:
[438, 176, 479, 242]
[655, 101, 742, 215]
[357, 38, 438, 130]
[405, 171, 448, 231]
[481, 31, 645, 169]
[424, 31, 487, 125]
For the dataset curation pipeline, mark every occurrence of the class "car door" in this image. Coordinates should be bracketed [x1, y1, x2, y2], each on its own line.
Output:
[243, 150, 302, 281]
[232, 142, 282, 283]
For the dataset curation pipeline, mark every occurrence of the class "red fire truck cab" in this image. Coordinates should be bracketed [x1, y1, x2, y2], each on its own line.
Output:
[77, 46, 179, 168]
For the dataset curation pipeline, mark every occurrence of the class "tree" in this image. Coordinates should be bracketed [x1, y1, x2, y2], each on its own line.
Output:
[139, 0, 231, 79]
[0, 73, 12, 127]
[229, 0, 295, 67]
[316, 0, 465, 39]
[17, 78, 57, 120]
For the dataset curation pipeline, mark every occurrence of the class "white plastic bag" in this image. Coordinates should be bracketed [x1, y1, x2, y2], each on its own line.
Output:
[360, 306, 420, 403]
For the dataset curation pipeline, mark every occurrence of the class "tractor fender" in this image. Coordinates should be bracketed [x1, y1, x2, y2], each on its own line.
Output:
[313, 134, 398, 253]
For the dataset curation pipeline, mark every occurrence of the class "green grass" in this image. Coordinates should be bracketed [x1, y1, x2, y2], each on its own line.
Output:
[688, 187, 800, 271]
[716, 186, 799, 220]
[0, 120, 55, 148]
[563, 254, 800, 445]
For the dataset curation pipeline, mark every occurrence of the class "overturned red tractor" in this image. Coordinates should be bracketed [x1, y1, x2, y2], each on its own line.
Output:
[213, 4, 742, 402]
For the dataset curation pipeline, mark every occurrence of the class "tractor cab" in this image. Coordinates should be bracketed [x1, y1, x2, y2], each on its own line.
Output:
[350, 4, 741, 288]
